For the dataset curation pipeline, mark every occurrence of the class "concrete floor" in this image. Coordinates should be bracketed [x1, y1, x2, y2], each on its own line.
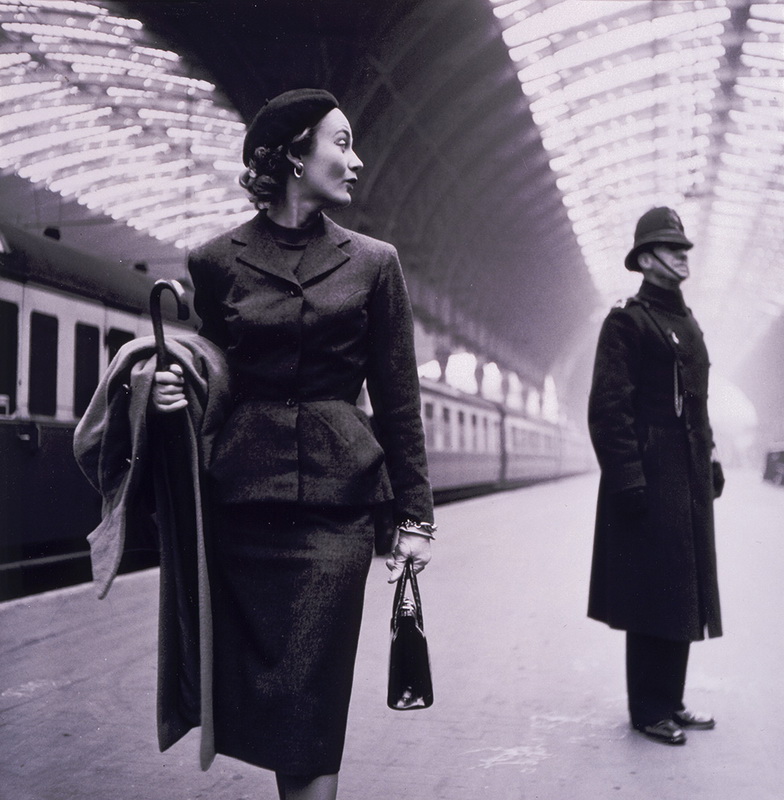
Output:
[1, 469, 782, 800]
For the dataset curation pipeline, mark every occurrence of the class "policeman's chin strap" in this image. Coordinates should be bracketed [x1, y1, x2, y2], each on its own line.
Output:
[650, 252, 685, 281]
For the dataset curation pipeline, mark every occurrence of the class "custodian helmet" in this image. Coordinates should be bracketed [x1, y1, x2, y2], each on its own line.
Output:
[624, 207, 694, 272]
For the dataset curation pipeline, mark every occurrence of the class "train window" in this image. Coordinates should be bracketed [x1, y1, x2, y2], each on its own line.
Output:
[73, 323, 100, 417]
[442, 406, 452, 450]
[457, 410, 465, 450]
[28, 311, 58, 416]
[423, 401, 435, 449]
[471, 413, 478, 451]
[106, 327, 134, 361]
[0, 299, 18, 414]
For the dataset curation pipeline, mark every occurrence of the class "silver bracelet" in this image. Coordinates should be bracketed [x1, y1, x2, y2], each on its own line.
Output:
[397, 519, 437, 539]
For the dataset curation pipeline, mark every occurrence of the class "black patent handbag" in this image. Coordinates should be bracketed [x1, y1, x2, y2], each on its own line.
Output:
[387, 561, 434, 710]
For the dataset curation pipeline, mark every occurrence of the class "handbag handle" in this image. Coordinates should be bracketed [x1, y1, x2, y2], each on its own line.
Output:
[392, 561, 424, 630]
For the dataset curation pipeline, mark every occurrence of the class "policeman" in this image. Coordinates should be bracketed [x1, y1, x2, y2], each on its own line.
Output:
[587, 207, 725, 745]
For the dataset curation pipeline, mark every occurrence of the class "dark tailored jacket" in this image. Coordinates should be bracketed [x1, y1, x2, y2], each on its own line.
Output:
[73, 335, 232, 770]
[587, 281, 722, 642]
[188, 211, 433, 524]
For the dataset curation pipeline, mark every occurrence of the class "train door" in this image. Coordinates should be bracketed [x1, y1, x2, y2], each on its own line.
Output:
[0, 278, 22, 417]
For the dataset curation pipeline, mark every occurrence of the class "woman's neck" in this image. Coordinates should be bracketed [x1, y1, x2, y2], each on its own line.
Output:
[267, 196, 322, 230]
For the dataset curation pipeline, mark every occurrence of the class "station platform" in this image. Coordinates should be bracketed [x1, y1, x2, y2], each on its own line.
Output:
[2, 469, 782, 800]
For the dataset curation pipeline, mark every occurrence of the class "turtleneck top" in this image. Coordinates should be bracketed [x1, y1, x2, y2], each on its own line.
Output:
[263, 212, 320, 274]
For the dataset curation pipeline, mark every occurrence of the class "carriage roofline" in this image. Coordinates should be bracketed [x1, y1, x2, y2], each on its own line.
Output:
[418, 375, 563, 427]
[0, 220, 193, 322]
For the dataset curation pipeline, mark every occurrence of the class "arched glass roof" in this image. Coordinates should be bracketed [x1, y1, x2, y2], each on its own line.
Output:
[1, 0, 782, 382]
[491, 0, 783, 372]
[0, 0, 253, 250]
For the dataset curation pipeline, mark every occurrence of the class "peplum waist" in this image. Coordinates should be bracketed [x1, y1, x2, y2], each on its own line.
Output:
[207, 397, 393, 506]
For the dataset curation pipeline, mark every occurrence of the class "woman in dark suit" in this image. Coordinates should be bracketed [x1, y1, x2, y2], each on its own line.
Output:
[152, 89, 434, 800]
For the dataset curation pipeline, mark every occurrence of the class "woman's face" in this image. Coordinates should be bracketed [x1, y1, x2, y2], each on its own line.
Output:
[297, 108, 363, 209]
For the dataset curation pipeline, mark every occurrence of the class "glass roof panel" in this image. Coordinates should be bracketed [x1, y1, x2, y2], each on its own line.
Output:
[0, 0, 252, 249]
[490, 0, 784, 374]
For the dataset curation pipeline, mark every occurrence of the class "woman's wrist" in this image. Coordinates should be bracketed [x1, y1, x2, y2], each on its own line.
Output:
[397, 519, 437, 540]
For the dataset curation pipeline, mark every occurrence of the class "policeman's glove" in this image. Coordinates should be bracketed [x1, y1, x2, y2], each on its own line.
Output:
[712, 461, 725, 498]
[386, 530, 432, 583]
[614, 486, 648, 518]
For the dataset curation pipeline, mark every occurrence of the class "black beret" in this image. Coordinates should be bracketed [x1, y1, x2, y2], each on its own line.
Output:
[242, 88, 339, 166]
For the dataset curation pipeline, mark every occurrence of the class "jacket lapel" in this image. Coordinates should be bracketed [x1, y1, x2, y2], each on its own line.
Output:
[230, 214, 297, 285]
[297, 215, 352, 286]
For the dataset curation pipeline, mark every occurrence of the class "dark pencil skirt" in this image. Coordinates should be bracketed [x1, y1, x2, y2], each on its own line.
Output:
[209, 502, 375, 776]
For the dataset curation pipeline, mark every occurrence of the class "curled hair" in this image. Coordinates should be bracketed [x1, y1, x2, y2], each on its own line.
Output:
[239, 127, 316, 208]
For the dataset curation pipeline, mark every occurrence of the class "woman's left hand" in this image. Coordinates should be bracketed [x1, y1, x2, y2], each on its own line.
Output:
[386, 531, 432, 583]
[151, 363, 187, 413]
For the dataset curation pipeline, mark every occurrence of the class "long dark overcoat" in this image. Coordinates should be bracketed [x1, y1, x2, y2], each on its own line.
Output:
[587, 280, 722, 642]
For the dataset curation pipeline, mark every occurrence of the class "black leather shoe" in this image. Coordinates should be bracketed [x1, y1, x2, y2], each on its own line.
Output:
[633, 719, 687, 745]
[673, 709, 715, 730]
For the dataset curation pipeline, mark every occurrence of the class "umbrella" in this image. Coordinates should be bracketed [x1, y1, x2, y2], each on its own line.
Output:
[148, 281, 203, 743]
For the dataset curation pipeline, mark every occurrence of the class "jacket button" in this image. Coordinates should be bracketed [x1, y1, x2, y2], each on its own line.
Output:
[286, 397, 296, 407]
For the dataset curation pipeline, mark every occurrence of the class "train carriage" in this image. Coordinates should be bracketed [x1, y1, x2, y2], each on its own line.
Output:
[0, 222, 191, 598]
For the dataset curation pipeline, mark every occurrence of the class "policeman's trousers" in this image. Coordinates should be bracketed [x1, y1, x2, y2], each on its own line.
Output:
[626, 632, 690, 727]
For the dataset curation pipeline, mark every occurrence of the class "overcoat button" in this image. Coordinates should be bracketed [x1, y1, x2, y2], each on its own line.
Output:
[286, 397, 296, 407]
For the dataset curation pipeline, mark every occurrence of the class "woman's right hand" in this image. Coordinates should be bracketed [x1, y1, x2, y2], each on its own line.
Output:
[151, 363, 188, 412]
[386, 531, 432, 583]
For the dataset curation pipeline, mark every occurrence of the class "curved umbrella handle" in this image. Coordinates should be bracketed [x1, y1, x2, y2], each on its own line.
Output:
[150, 279, 189, 369]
